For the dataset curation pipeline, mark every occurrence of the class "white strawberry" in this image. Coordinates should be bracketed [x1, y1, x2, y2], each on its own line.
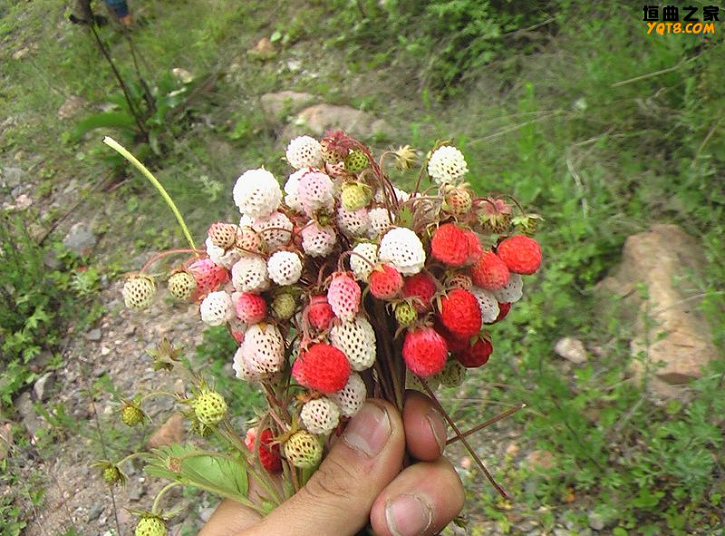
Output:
[301, 223, 337, 257]
[286, 136, 323, 169]
[470, 286, 501, 324]
[378, 227, 426, 275]
[267, 251, 303, 286]
[300, 397, 340, 435]
[329, 315, 376, 371]
[337, 206, 370, 238]
[331, 372, 366, 418]
[231, 255, 270, 293]
[252, 211, 293, 252]
[233, 168, 282, 218]
[200, 291, 234, 326]
[492, 273, 524, 303]
[241, 323, 285, 375]
[349, 242, 378, 281]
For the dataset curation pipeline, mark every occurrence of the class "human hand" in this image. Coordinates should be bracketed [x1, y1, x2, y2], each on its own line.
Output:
[199, 391, 464, 536]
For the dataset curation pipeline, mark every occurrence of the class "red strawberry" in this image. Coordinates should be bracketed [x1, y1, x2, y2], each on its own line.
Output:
[471, 251, 511, 291]
[369, 264, 404, 300]
[465, 230, 484, 264]
[455, 337, 493, 368]
[439, 288, 482, 339]
[235, 292, 267, 324]
[402, 272, 437, 312]
[188, 259, 230, 300]
[496, 236, 543, 275]
[293, 343, 351, 394]
[403, 327, 448, 377]
[256, 428, 283, 474]
[431, 223, 469, 267]
[488, 302, 511, 324]
[307, 296, 335, 332]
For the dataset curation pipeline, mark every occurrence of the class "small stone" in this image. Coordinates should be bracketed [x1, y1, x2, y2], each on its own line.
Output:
[33, 372, 55, 402]
[0, 423, 13, 461]
[87, 329, 102, 342]
[199, 507, 215, 522]
[588, 511, 606, 531]
[247, 37, 276, 60]
[127, 478, 146, 501]
[15, 392, 44, 438]
[87, 504, 104, 522]
[100, 346, 111, 356]
[553, 529, 572, 536]
[554, 337, 588, 365]
[12, 47, 30, 60]
[171, 68, 194, 84]
[63, 222, 97, 256]
[505, 442, 520, 458]
[148, 413, 185, 448]
[11, 194, 32, 211]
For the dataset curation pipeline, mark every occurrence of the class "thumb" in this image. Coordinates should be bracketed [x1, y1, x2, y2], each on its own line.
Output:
[252, 400, 405, 536]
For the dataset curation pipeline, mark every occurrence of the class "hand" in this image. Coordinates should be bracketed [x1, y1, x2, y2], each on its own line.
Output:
[199, 392, 465, 536]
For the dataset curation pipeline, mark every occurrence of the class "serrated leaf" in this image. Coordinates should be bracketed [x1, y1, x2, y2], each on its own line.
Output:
[145, 445, 249, 501]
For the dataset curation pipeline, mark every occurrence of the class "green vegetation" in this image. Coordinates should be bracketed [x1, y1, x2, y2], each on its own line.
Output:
[0, 0, 722, 533]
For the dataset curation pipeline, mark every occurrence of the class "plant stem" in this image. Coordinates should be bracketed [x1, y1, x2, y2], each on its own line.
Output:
[151, 482, 181, 515]
[103, 137, 197, 251]
[446, 403, 526, 445]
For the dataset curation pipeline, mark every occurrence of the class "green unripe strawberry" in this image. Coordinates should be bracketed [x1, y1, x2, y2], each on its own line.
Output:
[102, 465, 124, 486]
[167, 270, 197, 301]
[123, 275, 156, 310]
[121, 404, 146, 427]
[135, 515, 167, 536]
[193, 391, 228, 426]
[394, 302, 418, 327]
[436, 359, 467, 387]
[341, 183, 371, 211]
[345, 150, 369, 174]
[284, 430, 322, 468]
[272, 292, 296, 320]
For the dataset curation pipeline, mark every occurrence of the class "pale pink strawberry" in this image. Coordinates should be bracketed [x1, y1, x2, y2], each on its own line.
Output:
[188, 258, 230, 301]
[252, 211, 293, 252]
[301, 223, 337, 257]
[234, 292, 268, 324]
[298, 170, 335, 217]
[241, 323, 285, 376]
[327, 273, 361, 321]
[337, 206, 370, 238]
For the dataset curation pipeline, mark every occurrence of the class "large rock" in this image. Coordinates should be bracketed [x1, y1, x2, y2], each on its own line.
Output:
[597, 224, 720, 398]
[282, 103, 394, 141]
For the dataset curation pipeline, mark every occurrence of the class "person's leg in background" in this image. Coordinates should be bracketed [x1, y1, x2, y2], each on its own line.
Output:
[104, 0, 133, 28]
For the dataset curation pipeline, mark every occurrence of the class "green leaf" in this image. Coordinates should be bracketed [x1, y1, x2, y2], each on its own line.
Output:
[145, 445, 248, 502]
[69, 111, 138, 143]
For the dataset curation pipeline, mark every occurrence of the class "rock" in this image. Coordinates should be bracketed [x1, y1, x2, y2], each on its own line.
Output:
[282, 104, 395, 141]
[199, 507, 215, 523]
[127, 478, 146, 501]
[554, 337, 588, 364]
[63, 222, 97, 256]
[33, 372, 55, 402]
[87, 504, 104, 522]
[588, 511, 606, 531]
[15, 392, 44, 438]
[0, 423, 13, 461]
[12, 47, 30, 60]
[1, 166, 23, 188]
[524, 450, 555, 471]
[57, 96, 87, 121]
[87, 328, 103, 342]
[260, 91, 316, 125]
[148, 413, 185, 449]
[171, 68, 194, 84]
[597, 224, 719, 398]
[553, 529, 572, 536]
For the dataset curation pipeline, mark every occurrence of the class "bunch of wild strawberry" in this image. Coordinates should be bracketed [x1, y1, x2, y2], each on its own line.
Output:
[119, 132, 542, 524]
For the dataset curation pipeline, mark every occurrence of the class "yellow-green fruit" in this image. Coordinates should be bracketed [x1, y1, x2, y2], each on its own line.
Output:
[405, 372, 440, 393]
[284, 430, 322, 468]
[341, 183, 371, 211]
[102, 465, 123, 485]
[394, 302, 418, 327]
[135, 515, 167, 536]
[193, 391, 228, 426]
[444, 186, 472, 214]
[122, 275, 156, 310]
[121, 404, 145, 427]
[167, 271, 197, 301]
[345, 150, 369, 173]
[272, 293, 296, 320]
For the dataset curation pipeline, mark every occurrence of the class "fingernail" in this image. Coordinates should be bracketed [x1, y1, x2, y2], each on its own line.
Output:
[343, 402, 391, 457]
[427, 407, 447, 454]
[385, 494, 433, 536]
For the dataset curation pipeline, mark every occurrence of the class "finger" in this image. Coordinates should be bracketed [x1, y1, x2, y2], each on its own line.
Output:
[370, 458, 465, 536]
[403, 390, 447, 461]
[198, 499, 261, 536]
[250, 400, 405, 536]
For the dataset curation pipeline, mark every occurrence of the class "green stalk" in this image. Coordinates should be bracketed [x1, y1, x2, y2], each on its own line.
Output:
[103, 136, 197, 251]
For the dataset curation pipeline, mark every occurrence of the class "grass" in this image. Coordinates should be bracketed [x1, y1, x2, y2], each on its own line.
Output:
[1, 0, 723, 533]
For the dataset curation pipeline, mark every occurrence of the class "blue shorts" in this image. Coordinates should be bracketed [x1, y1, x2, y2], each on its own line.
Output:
[104, 0, 129, 18]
